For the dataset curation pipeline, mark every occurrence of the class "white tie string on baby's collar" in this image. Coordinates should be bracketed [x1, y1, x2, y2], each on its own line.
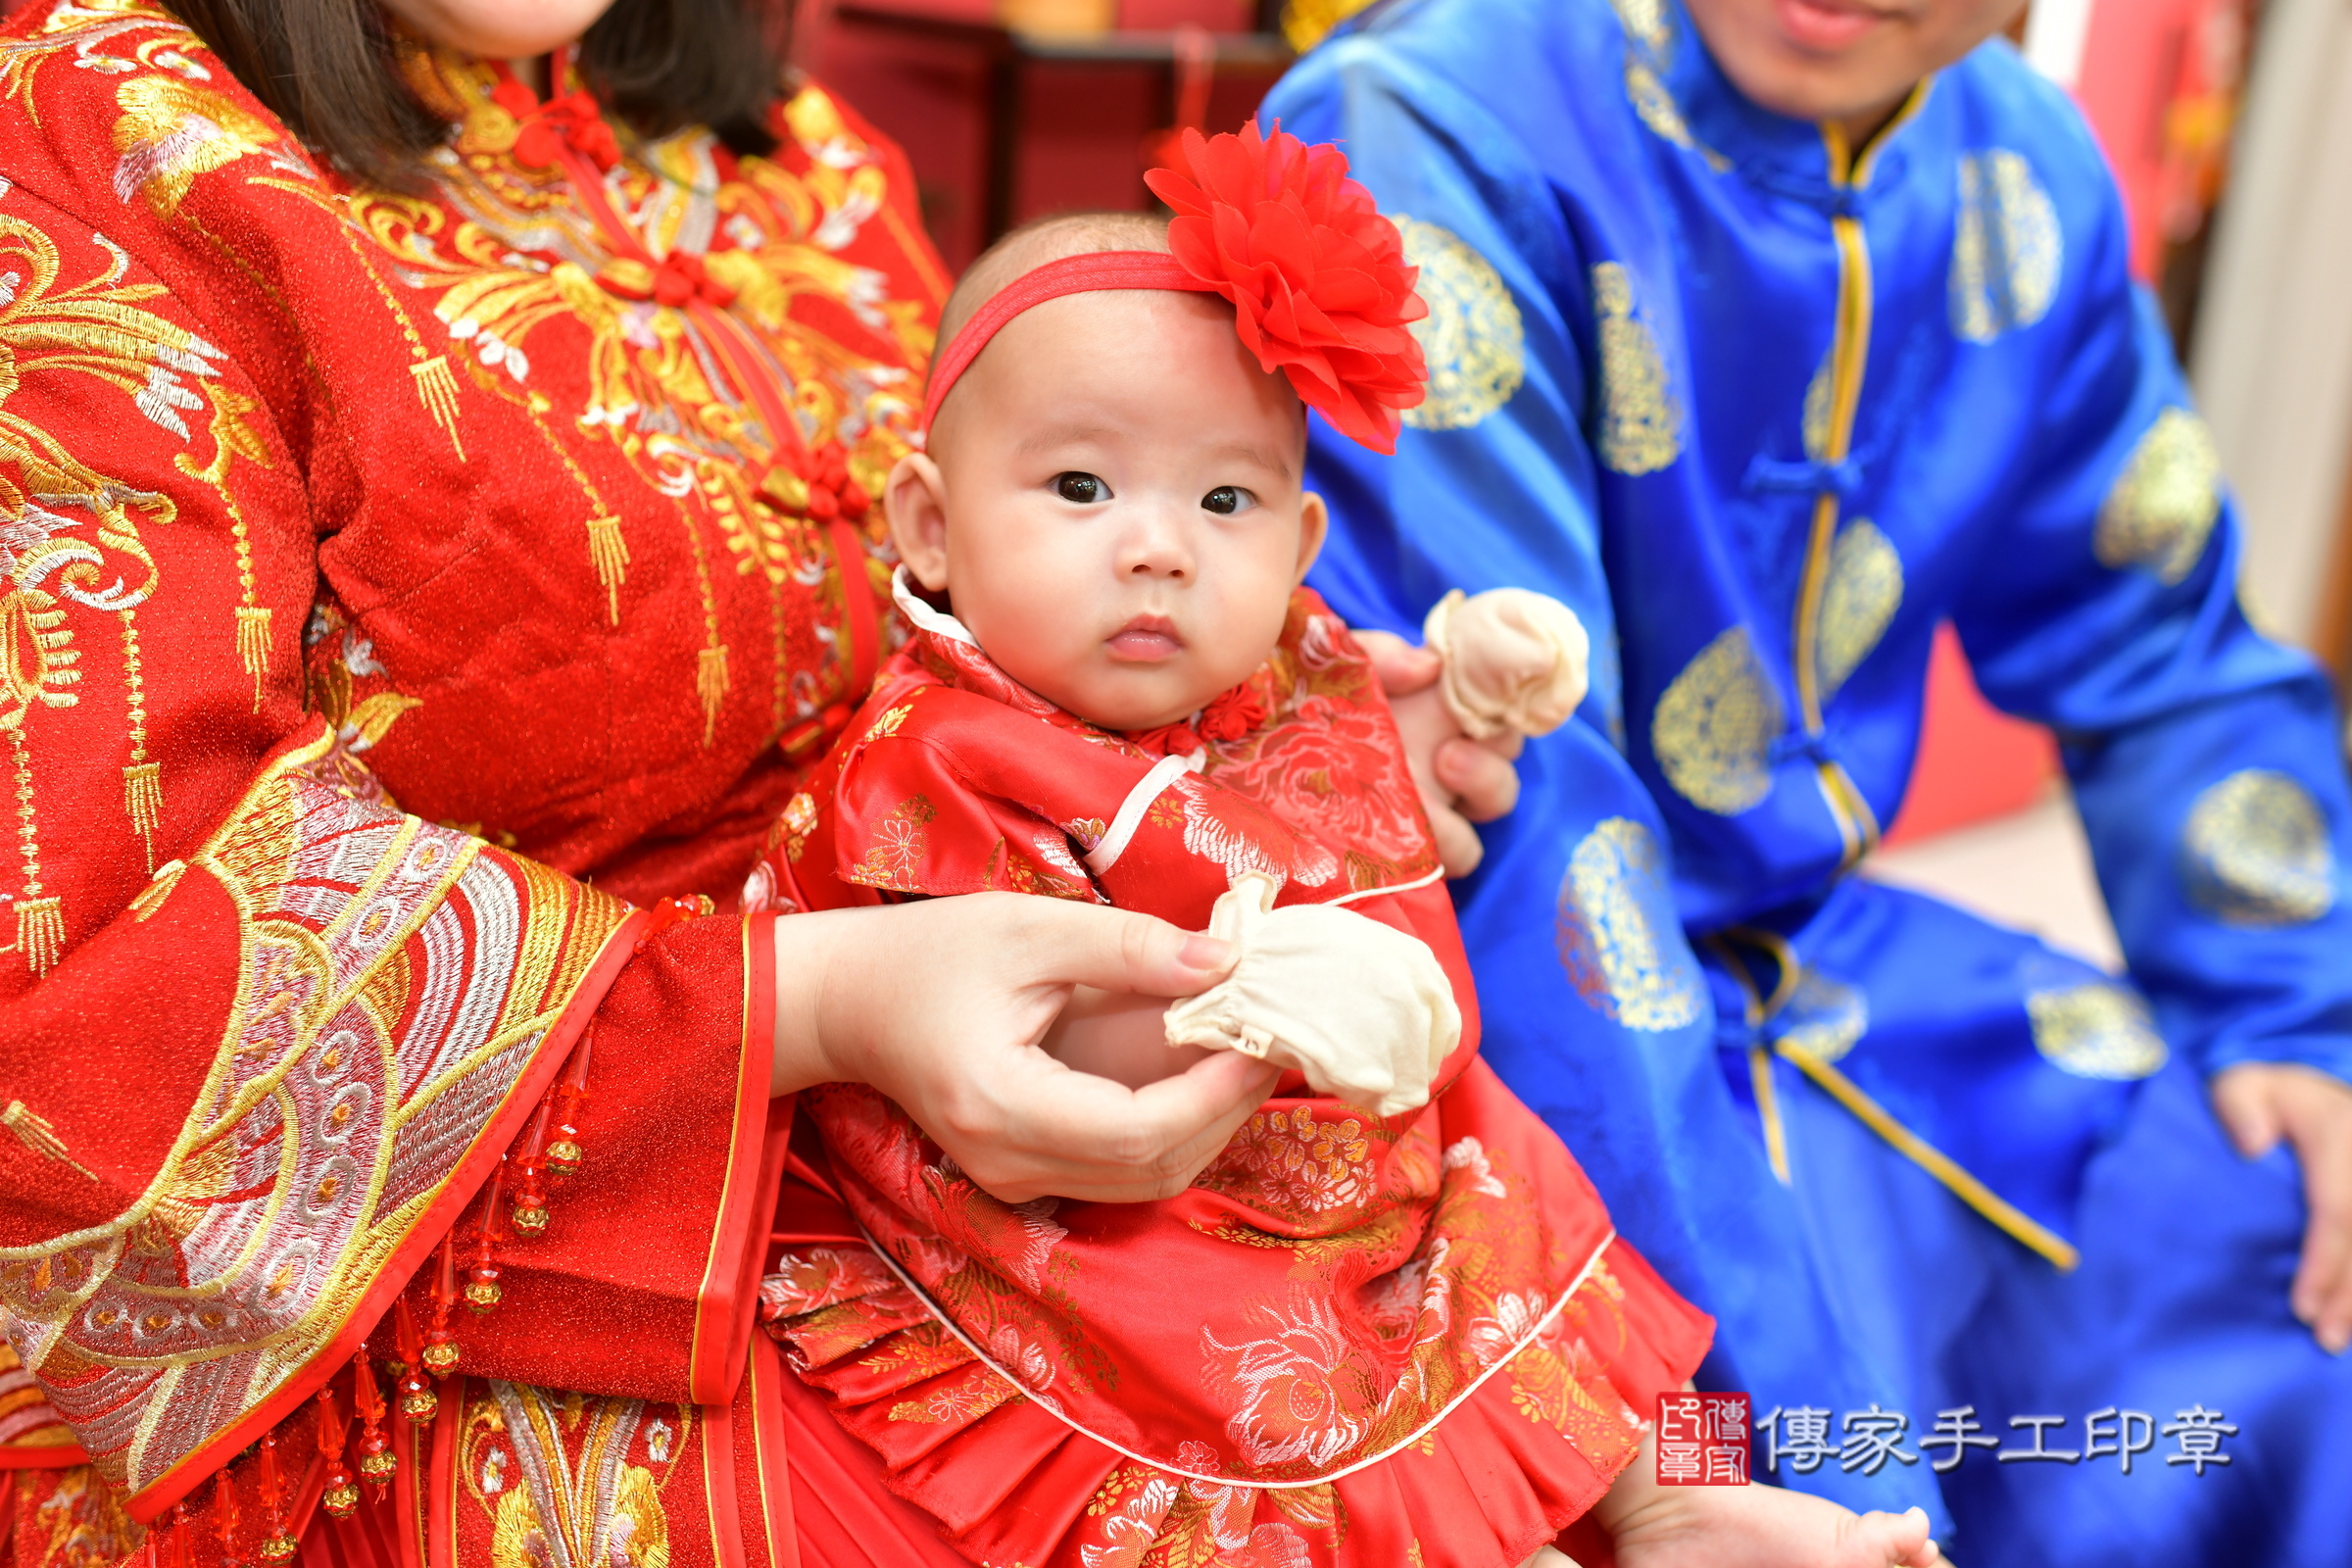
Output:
[890, 564, 981, 648]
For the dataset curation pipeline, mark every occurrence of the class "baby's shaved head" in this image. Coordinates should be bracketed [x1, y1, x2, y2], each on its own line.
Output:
[934, 210, 1173, 362]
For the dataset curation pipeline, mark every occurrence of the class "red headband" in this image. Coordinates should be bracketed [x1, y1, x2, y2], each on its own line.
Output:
[921, 121, 1430, 455]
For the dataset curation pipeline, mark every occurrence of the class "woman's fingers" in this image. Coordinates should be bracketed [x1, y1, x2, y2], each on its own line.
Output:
[1428, 803, 1487, 878]
[961, 1048, 1278, 1203]
[1356, 626, 1443, 696]
[1436, 734, 1522, 823]
[1004, 895, 1237, 1001]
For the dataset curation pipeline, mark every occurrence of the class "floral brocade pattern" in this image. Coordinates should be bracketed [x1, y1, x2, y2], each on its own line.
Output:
[766, 596, 1710, 1563]
[0, 0, 947, 1521]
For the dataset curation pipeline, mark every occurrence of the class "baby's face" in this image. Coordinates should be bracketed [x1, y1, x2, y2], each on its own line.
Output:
[889, 288, 1325, 732]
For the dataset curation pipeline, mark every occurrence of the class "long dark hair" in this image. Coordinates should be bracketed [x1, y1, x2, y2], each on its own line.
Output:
[165, 0, 785, 187]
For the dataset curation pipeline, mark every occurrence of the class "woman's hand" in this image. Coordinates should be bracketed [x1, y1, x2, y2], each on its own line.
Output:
[2212, 1060, 2352, 1352]
[1358, 629, 1523, 876]
[770, 896, 1279, 1203]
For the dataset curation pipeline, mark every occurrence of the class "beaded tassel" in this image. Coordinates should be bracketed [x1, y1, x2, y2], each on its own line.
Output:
[351, 1352, 395, 1495]
[421, 1233, 461, 1378]
[465, 1161, 506, 1313]
[318, 1383, 358, 1520]
[213, 1469, 241, 1568]
[171, 1501, 193, 1568]
[544, 1032, 593, 1180]
[510, 1095, 553, 1236]
[256, 1435, 294, 1563]
[394, 1298, 437, 1424]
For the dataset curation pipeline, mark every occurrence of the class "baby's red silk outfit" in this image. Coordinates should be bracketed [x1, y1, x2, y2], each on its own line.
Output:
[759, 587, 1714, 1568]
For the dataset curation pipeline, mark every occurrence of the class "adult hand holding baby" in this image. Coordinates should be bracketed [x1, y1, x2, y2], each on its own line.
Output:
[1364, 588, 1592, 877]
[768, 896, 1279, 1203]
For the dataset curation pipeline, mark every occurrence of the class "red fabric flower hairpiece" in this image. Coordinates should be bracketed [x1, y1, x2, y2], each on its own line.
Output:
[1144, 121, 1429, 454]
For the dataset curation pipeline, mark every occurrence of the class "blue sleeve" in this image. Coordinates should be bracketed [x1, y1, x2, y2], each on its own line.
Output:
[1266, 35, 1952, 1524]
[1950, 169, 2352, 1086]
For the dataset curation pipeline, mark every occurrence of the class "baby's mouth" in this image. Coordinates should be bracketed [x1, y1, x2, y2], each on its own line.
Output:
[1107, 614, 1185, 662]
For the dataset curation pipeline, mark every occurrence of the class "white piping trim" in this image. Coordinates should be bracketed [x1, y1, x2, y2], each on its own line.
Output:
[891, 564, 980, 648]
[1326, 864, 1446, 907]
[1084, 753, 1195, 875]
[854, 1220, 1618, 1491]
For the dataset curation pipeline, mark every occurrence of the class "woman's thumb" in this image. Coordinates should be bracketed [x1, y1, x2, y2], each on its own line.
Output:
[1031, 903, 1235, 998]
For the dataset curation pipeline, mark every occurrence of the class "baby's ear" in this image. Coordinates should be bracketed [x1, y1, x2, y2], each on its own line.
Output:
[885, 452, 953, 591]
[1294, 491, 1330, 585]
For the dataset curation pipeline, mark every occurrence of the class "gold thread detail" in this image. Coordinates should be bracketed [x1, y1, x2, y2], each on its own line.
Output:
[119, 609, 159, 866]
[234, 605, 270, 710]
[2181, 769, 2335, 926]
[1396, 218, 1524, 431]
[1748, 1048, 1790, 1185]
[2094, 407, 2222, 585]
[1815, 518, 1902, 701]
[1778, 1042, 2081, 1271]
[2024, 983, 2169, 1081]
[2, 1102, 95, 1180]
[1949, 149, 2062, 345]
[1652, 625, 1781, 815]
[1592, 262, 1682, 474]
[1554, 816, 1706, 1031]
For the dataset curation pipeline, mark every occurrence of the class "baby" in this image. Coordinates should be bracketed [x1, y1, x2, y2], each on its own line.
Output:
[754, 124, 1939, 1568]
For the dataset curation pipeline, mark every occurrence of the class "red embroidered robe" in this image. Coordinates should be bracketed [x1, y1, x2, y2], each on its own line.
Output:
[760, 589, 1713, 1568]
[0, 4, 950, 1567]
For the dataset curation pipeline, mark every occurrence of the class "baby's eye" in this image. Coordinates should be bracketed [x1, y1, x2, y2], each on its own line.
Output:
[1201, 486, 1256, 515]
[1054, 472, 1109, 504]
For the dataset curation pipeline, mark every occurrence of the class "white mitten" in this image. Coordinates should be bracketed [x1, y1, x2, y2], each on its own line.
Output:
[1421, 587, 1592, 741]
[1162, 873, 1460, 1117]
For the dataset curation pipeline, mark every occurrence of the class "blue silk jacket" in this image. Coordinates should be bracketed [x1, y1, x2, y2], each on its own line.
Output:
[1267, 0, 2352, 1523]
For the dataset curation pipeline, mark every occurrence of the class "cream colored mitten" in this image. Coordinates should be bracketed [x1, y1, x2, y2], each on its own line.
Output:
[1421, 587, 1592, 741]
[1162, 872, 1460, 1117]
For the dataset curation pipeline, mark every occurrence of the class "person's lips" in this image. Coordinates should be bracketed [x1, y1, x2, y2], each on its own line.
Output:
[1774, 0, 1894, 51]
[1107, 614, 1185, 662]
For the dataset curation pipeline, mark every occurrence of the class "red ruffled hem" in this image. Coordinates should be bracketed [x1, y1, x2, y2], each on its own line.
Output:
[761, 1237, 1708, 1568]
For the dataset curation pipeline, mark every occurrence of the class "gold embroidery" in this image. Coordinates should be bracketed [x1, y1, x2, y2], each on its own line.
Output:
[474, 1382, 680, 1568]
[1607, 0, 1671, 53]
[109, 75, 275, 220]
[10, 1466, 144, 1568]
[2181, 769, 2335, 926]
[1949, 150, 2061, 345]
[1802, 350, 1834, 462]
[2095, 407, 2222, 585]
[2025, 983, 2169, 1081]
[1592, 262, 1683, 474]
[6, 722, 60, 976]
[3, 729, 632, 1496]
[1814, 518, 1901, 700]
[1651, 625, 1780, 814]
[3, 1102, 95, 1180]
[1555, 816, 1706, 1031]
[1624, 62, 1731, 172]
[1771, 970, 1867, 1064]
[1396, 219, 1524, 431]
[856, 794, 937, 892]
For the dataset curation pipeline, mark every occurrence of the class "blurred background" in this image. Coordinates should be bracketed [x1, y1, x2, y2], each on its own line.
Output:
[794, 0, 2352, 972]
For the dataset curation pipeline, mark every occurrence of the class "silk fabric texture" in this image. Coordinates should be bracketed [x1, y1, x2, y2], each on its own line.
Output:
[760, 587, 1711, 1567]
[1268, 0, 2352, 1557]
[0, 5, 980, 1568]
